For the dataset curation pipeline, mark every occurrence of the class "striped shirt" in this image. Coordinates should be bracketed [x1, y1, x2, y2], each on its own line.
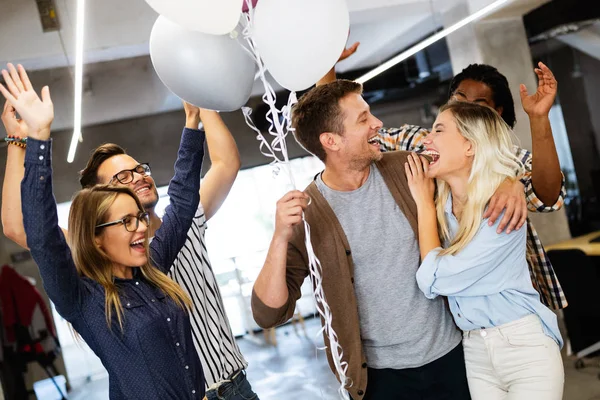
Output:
[167, 204, 248, 388]
[379, 124, 568, 310]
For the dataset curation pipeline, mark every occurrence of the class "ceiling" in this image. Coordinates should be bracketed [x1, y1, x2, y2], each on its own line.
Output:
[0, 0, 581, 131]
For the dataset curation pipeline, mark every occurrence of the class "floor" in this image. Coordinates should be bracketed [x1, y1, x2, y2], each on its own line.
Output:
[61, 317, 600, 400]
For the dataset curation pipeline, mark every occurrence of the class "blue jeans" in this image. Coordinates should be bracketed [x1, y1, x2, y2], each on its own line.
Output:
[205, 370, 259, 400]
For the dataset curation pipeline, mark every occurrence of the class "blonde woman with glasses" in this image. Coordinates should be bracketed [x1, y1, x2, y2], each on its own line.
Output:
[405, 102, 564, 399]
[0, 64, 206, 399]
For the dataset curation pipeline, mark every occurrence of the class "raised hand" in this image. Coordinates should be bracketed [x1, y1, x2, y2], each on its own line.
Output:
[338, 41, 360, 63]
[0, 64, 53, 140]
[520, 62, 557, 118]
[1, 100, 29, 138]
[183, 101, 201, 129]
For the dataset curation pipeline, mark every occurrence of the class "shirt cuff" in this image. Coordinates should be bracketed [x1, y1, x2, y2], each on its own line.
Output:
[181, 127, 206, 151]
[25, 138, 52, 166]
[416, 247, 443, 299]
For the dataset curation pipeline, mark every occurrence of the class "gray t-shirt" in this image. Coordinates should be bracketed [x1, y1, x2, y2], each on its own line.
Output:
[316, 165, 460, 369]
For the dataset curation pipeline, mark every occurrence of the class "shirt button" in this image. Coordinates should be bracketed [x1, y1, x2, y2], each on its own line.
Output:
[192, 390, 196, 394]
[126, 303, 131, 307]
[40, 176, 45, 181]
[176, 342, 180, 346]
[458, 313, 461, 318]
[167, 318, 171, 322]
[185, 365, 189, 370]
[40, 144, 45, 150]
[151, 299, 155, 302]
[480, 330, 487, 337]
[39, 155, 44, 160]
[135, 281, 139, 285]
[357, 390, 364, 396]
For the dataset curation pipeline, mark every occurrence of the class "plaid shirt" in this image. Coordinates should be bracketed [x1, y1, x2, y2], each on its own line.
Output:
[379, 125, 568, 310]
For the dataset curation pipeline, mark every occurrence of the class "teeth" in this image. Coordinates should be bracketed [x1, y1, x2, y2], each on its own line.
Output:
[419, 149, 440, 163]
[136, 187, 149, 194]
[130, 239, 145, 246]
[367, 137, 379, 144]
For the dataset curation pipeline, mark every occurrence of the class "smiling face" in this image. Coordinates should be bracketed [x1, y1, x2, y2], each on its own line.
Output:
[96, 154, 159, 210]
[322, 92, 383, 170]
[421, 109, 474, 181]
[94, 193, 149, 271]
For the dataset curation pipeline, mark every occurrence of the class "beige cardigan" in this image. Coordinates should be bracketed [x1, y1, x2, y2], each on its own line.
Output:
[252, 150, 419, 399]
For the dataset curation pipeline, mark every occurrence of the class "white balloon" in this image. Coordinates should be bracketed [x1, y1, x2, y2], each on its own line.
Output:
[146, 0, 243, 35]
[150, 16, 257, 112]
[253, 0, 350, 92]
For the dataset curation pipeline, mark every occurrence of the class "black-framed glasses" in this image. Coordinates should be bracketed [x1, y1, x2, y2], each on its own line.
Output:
[110, 163, 151, 185]
[95, 212, 150, 232]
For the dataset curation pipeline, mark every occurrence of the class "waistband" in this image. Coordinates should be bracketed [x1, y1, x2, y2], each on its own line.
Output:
[463, 314, 541, 338]
[206, 369, 245, 393]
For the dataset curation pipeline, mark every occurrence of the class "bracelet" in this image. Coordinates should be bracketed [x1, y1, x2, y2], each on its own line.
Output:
[7, 141, 27, 148]
[4, 135, 27, 148]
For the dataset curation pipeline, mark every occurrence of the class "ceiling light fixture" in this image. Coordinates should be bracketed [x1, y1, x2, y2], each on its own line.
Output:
[67, 0, 85, 163]
[356, 0, 511, 84]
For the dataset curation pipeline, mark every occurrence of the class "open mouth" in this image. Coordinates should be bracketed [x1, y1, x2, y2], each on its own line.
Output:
[135, 186, 151, 196]
[130, 238, 145, 252]
[367, 136, 379, 147]
[418, 149, 440, 165]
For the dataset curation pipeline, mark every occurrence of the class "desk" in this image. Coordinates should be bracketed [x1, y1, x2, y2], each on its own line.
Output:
[546, 231, 600, 256]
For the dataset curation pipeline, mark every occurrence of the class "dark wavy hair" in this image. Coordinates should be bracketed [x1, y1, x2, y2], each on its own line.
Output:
[448, 64, 516, 129]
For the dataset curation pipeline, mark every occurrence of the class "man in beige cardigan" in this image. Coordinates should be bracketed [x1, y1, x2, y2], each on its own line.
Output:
[251, 80, 528, 399]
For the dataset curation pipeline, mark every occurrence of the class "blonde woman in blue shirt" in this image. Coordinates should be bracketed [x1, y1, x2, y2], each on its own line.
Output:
[405, 101, 564, 399]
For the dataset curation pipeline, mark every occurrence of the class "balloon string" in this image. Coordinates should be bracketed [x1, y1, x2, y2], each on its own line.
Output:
[240, 1, 350, 398]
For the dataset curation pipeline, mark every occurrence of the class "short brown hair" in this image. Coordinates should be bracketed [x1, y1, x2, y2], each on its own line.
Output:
[79, 144, 127, 189]
[291, 79, 363, 161]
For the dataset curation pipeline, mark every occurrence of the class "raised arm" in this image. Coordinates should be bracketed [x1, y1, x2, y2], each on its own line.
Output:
[519, 62, 563, 205]
[183, 103, 240, 221]
[316, 41, 360, 86]
[0, 64, 84, 319]
[251, 190, 310, 328]
[1, 100, 28, 249]
[515, 147, 565, 213]
[149, 127, 205, 272]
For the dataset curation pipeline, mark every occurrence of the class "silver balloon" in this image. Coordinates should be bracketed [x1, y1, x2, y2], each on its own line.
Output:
[150, 16, 257, 111]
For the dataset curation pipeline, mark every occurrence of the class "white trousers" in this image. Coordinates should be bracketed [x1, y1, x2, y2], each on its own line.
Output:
[462, 315, 564, 400]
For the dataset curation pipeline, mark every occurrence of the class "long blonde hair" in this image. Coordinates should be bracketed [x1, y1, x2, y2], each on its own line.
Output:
[68, 185, 192, 330]
[436, 102, 524, 255]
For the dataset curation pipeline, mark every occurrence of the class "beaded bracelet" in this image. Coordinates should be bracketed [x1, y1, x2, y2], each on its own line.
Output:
[4, 135, 27, 148]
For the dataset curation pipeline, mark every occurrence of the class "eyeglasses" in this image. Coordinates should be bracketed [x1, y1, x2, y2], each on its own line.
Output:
[110, 163, 151, 185]
[95, 212, 150, 232]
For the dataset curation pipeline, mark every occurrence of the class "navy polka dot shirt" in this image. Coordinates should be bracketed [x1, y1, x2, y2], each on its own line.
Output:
[22, 129, 206, 399]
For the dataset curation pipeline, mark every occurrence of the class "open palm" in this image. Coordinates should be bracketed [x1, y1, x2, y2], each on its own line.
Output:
[520, 62, 557, 118]
[0, 64, 53, 139]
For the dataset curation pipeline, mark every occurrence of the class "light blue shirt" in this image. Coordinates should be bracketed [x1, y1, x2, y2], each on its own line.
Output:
[416, 195, 563, 348]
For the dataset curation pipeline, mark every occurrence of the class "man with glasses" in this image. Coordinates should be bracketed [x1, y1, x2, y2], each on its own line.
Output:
[1, 100, 259, 400]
